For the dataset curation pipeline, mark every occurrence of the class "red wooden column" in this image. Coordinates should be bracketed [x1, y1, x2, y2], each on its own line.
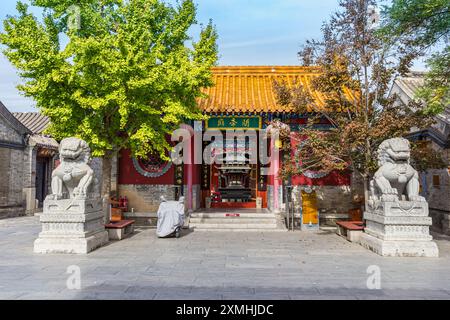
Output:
[270, 137, 280, 211]
[180, 124, 194, 211]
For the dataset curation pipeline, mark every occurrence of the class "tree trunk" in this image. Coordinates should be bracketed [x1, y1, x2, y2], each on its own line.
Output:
[102, 151, 113, 224]
[363, 174, 369, 212]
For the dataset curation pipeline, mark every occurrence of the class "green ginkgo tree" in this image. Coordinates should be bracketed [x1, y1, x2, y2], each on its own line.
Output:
[0, 0, 218, 218]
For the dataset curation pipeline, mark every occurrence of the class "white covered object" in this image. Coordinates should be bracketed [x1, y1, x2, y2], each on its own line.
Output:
[156, 196, 185, 237]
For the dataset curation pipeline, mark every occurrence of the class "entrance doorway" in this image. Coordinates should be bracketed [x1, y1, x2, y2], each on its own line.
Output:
[210, 163, 258, 208]
[35, 156, 49, 208]
[201, 128, 268, 209]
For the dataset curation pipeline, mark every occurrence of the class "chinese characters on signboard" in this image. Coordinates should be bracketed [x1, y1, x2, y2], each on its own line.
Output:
[206, 116, 261, 130]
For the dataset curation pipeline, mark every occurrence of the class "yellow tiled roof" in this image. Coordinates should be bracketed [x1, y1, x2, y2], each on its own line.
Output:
[198, 66, 358, 113]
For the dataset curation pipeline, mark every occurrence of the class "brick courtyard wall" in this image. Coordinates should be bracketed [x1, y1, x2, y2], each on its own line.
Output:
[118, 184, 179, 212]
[290, 185, 353, 224]
[0, 148, 26, 218]
[117, 148, 201, 214]
[420, 140, 450, 235]
[424, 168, 450, 234]
[270, 171, 363, 226]
[0, 116, 23, 145]
[0, 115, 26, 218]
[22, 145, 37, 214]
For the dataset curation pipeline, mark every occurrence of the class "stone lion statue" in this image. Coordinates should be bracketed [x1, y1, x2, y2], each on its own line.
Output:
[370, 137, 425, 203]
[47, 137, 94, 200]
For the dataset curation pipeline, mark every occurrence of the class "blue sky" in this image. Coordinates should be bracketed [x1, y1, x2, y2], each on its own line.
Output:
[0, 0, 419, 112]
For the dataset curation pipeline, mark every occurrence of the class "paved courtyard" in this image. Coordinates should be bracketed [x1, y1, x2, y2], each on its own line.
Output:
[1, 216, 450, 300]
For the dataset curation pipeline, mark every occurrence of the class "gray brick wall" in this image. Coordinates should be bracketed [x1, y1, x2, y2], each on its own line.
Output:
[289, 185, 353, 214]
[424, 169, 450, 213]
[423, 168, 450, 234]
[0, 147, 26, 218]
[118, 184, 179, 213]
[0, 115, 27, 218]
[0, 117, 26, 219]
[0, 148, 12, 204]
[0, 116, 23, 145]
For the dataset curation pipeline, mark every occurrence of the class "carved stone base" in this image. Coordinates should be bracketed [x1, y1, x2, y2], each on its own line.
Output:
[34, 231, 108, 254]
[361, 200, 439, 257]
[33, 198, 109, 254]
[360, 233, 439, 257]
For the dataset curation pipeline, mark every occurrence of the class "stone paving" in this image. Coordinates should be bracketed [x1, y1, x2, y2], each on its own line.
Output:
[1, 216, 450, 300]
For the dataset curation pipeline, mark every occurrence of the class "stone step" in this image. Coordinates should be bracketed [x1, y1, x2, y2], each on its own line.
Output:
[190, 213, 276, 219]
[190, 223, 279, 229]
[189, 218, 277, 224]
[189, 210, 285, 231]
[320, 226, 338, 231]
[192, 228, 287, 232]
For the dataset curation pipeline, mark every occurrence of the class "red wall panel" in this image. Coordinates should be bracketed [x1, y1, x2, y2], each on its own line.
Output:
[118, 149, 175, 185]
[119, 149, 201, 185]
[291, 170, 350, 186]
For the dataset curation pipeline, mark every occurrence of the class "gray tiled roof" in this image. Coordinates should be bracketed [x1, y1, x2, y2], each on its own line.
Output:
[12, 112, 59, 150]
[394, 72, 426, 99]
[437, 107, 450, 126]
[0, 101, 31, 135]
[29, 134, 59, 149]
[12, 112, 50, 134]
[395, 72, 450, 125]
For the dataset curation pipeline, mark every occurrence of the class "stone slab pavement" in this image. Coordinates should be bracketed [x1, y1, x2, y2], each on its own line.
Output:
[1, 216, 450, 300]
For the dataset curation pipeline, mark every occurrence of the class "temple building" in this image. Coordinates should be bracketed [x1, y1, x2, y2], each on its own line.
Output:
[117, 66, 363, 227]
[0, 101, 59, 219]
[12, 112, 59, 213]
[390, 72, 450, 235]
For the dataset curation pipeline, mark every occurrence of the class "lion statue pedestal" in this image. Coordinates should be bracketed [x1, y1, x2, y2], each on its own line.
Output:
[34, 137, 108, 254]
[359, 138, 439, 257]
